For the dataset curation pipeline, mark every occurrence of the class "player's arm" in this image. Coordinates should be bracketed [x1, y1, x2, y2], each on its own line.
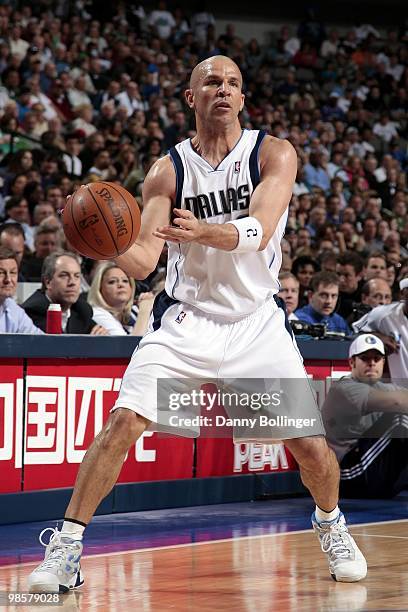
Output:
[114, 156, 175, 279]
[154, 137, 297, 251]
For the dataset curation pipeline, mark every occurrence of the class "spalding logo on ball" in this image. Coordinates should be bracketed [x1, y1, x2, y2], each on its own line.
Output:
[62, 182, 141, 259]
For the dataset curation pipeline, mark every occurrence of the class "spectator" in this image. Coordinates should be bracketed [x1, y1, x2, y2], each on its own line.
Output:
[322, 334, 408, 498]
[0, 246, 43, 334]
[292, 255, 319, 308]
[303, 152, 331, 192]
[22, 251, 107, 335]
[45, 185, 64, 213]
[87, 262, 151, 336]
[319, 251, 338, 273]
[3, 195, 31, 227]
[20, 225, 61, 282]
[62, 134, 83, 178]
[0, 222, 26, 269]
[148, 1, 176, 39]
[363, 252, 388, 281]
[373, 113, 399, 143]
[115, 81, 146, 117]
[85, 149, 116, 182]
[32, 203, 56, 226]
[361, 278, 392, 308]
[295, 271, 351, 334]
[353, 276, 408, 381]
[336, 251, 364, 319]
[347, 277, 393, 327]
[278, 272, 299, 320]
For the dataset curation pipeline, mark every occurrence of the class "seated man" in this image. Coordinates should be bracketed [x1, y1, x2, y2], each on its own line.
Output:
[0, 247, 43, 334]
[295, 270, 351, 334]
[352, 276, 408, 380]
[278, 272, 299, 320]
[347, 277, 392, 326]
[322, 334, 408, 498]
[20, 225, 62, 282]
[22, 250, 107, 335]
[0, 222, 26, 270]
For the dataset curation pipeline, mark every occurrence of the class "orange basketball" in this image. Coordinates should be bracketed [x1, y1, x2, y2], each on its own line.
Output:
[62, 182, 141, 259]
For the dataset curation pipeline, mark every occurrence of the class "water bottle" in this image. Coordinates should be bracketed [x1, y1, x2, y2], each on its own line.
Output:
[46, 303, 62, 334]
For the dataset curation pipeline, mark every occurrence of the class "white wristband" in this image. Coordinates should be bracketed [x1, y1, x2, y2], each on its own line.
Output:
[227, 217, 263, 253]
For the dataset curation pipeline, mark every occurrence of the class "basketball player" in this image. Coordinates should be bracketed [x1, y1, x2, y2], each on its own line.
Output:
[28, 56, 367, 593]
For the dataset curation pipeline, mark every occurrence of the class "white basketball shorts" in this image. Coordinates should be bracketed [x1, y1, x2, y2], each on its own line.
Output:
[111, 292, 324, 440]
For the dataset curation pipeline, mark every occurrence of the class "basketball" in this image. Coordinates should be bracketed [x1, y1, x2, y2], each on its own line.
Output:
[62, 181, 141, 259]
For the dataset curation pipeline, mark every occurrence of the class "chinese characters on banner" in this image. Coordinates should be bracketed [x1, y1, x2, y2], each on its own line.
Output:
[0, 359, 350, 493]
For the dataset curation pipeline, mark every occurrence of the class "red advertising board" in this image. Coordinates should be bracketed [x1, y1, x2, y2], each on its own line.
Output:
[0, 358, 351, 492]
[0, 359, 23, 494]
[23, 360, 193, 491]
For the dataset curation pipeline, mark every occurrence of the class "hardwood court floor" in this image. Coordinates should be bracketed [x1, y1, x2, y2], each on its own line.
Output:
[0, 519, 407, 611]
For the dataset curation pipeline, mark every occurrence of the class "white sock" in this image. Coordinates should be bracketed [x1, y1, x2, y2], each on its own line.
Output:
[315, 504, 340, 523]
[61, 520, 85, 540]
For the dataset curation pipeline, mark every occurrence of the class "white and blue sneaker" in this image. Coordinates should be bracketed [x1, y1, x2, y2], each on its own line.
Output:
[312, 512, 367, 582]
[28, 527, 84, 593]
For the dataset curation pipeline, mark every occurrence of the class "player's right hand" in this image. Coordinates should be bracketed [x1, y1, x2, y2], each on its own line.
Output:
[381, 334, 400, 354]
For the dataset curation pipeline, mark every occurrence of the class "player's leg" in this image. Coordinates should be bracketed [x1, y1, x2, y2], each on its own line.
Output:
[28, 408, 149, 594]
[65, 408, 150, 523]
[221, 298, 367, 582]
[284, 436, 339, 511]
[28, 299, 225, 593]
[285, 436, 367, 582]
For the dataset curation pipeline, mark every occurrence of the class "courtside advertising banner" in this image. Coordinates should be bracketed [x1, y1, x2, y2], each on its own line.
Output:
[0, 358, 350, 491]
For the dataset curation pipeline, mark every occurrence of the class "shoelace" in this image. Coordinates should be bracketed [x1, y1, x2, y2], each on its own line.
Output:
[37, 527, 71, 571]
[320, 525, 352, 558]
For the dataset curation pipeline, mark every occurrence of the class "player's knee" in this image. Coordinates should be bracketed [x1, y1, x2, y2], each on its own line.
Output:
[101, 408, 149, 450]
[287, 436, 330, 471]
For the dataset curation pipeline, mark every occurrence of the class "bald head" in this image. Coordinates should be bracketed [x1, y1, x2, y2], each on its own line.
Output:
[189, 55, 242, 89]
[362, 277, 392, 307]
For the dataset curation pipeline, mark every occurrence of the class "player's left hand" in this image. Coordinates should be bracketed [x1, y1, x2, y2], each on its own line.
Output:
[153, 208, 203, 243]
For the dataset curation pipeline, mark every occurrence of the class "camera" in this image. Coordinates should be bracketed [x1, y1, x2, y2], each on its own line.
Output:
[290, 320, 346, 339]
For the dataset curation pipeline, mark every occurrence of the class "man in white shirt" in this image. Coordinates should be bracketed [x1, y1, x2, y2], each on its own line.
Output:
[353, 277, 408, 381]
[0, 246, 43, 334]
[148, 1, 176, 39]
[62, 134, 83, 178]
[373, 114, 400, 143]
[115, 81, 146, 117]
[8, 24, 29, 59]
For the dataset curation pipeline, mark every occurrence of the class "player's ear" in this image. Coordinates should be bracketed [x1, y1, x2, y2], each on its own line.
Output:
[239, 93, 245, 112]
[185, 88, 194, 109]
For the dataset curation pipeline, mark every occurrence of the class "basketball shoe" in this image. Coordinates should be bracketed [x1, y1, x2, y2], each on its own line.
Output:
[312, 512, 367, 582]
[28, 527, 84, 593]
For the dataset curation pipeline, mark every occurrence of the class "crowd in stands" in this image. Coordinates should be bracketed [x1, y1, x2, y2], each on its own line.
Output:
[0, 0, 406, 335]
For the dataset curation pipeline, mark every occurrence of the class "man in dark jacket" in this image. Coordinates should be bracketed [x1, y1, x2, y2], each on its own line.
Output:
[22, 250, 107, 335]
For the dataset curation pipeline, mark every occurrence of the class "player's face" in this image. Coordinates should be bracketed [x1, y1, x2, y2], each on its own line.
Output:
[186, 60, 244, 124]
[351, 351, 384, 381]
[278, 278, 299, 314]
[101, 267, 132, 309]
[310, 283, 339, 316]
[45, 255, 81, 307]
[0, 258, 18, 301]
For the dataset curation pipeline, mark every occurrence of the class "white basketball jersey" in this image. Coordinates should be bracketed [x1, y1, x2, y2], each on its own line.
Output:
[166, 129, 288, 318]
